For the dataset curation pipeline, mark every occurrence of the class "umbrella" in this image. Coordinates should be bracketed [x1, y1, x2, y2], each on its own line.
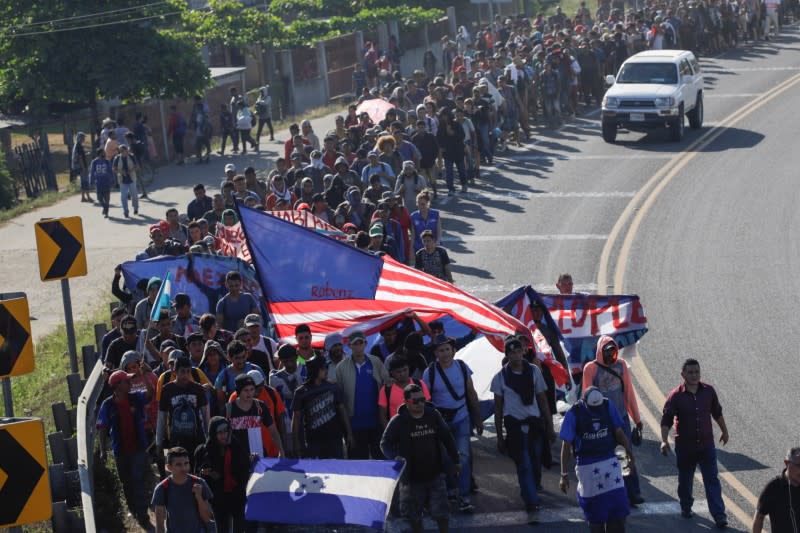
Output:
[356, 98, 395, 125]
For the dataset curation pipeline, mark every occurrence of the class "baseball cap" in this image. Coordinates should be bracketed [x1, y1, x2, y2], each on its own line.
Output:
[235, 373, 256, 392]
[147, 276, 162, 291]
[349, 330, 366, 343]
[244, 314, 262, 327]
[174, 293, 191, 308]
[402, 160, 416, 171]
[381, 191, 397, 201]
[160, 339, 178, 352]
[369, 224, 383, 238]
[108, 370, 133, 388]
[583, 386, 605, 407]
[169, 349, 187, 362]
[187, 332, 205, 345]
[225, 163, 236, 173]
[247, 369, 265, 386]
[430, 334, 454, 348]
[367, 150, 379, 158]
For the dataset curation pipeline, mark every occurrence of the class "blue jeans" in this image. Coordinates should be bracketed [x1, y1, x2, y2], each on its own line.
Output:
[675, 446, 726, 521]
[621, 416, 642, 499]
[505, 418, 543, 506]
[443, 157, 466, 192]
[442, 416, 472, 498]
[119, 180, 139, 216]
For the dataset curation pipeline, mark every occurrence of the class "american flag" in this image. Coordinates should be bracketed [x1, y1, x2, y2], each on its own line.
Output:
[236, 205, 526, 349]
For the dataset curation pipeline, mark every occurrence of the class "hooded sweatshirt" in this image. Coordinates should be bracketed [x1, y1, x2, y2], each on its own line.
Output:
[581, 335, 640, 425]
[193, 416, 250, 499]
[199, 340, 226, 385]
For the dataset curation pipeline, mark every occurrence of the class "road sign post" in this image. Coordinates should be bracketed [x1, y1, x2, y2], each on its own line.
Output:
[0, 417, 52, 527]
[34, 217, 87, 375]
[2, 378, 13, 417]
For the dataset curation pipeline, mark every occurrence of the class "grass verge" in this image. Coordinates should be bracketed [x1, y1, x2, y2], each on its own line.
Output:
[0, 181, 79, 225]
[11, 301, 109, 438]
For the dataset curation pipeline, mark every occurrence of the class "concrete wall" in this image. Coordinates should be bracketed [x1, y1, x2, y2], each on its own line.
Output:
[292, 77, 329, 113]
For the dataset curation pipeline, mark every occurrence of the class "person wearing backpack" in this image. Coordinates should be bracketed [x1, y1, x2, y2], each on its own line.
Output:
[190, 96, 212, 165]
[214, 340, 265, 407]
[492, 337, 555, 514]
[157, 356, 210, 469]
[422, 335, 483, 513]
[581, 335, 645, 506]
[378, 356, 430, 428]
[152, 446, 214, 533]
[193, 417, 249, 533]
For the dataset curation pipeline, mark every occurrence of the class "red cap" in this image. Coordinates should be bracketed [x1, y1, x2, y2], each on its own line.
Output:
[108, 370, 133, 387]
[296, 203, 310, 211]
[342, 223, 358, 233]
[150, 220, 169, 235]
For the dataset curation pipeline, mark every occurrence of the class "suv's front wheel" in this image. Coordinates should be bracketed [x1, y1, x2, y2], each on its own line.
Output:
[602, 120, 617, 143]
[670, 106, 685, 142]
[688, 94, 703, 129]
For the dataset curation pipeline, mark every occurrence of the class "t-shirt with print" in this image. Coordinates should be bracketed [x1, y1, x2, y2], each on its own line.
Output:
[415, 247, 450, 281]
[406, 410, 444, 482]
[490, 364, 547, 420]
[293, 381, 343, 445]
[215, 292, 258, 331]
[159, 381, 207, 441]
[151, 475, 212, 532]
[228, 387, 286, 457]
[378, 381, 431, 418]
[227, 399, 275, 457]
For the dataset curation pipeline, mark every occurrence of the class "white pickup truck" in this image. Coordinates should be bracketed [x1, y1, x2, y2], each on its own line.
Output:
[601, 49, 704, 143]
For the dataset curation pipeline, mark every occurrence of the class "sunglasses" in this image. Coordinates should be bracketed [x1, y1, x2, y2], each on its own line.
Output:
[122, 327, 137, 334]
[406, 397, 425, 404]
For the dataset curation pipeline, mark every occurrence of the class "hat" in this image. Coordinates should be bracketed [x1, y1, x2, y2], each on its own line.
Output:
[160, 339, 177, 351]
[349, 330, 366, 343]
[290, 150, 303, 160]
[174, 293, 191, 308]
[247, 369, 265, 386]
[310, 149, 322, 158]
[296, 202, 310, 211]
[120, 315, 137, 329]
[108, 370, 133, 388]
[367, 150, 379, 158]
[119, 350, 141, 371]
[118, 144, 129, 151]
[402, 160, 416, 171]
[225, 163, 237, 173]
[149, 220, 169, 235]
[324, 333, 343, 350]
[169, 349, 187, 363]
[583, 386, 605, 407]
[381, 190, 398, 201]
[147, 276, 162, 291]
[388, 356, 410, 372]
[189, 244, 204, 253]
[187, 332, 205, 344]
[369, 224, 383, 238]
[235, 373, 256, 392]
[277, 344, 298, 360]
[342, 222, 358, 233]
[202, 235, 215, 247]
[244, 314, 262, 327]
[504, 338, 523, 354]
[430, 334, 455, 349]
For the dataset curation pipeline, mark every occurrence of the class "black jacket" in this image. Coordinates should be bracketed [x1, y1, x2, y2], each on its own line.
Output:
[380, 404, 459, 477]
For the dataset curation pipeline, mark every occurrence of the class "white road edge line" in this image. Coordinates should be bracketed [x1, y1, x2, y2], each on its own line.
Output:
[441, 234, 609, 243]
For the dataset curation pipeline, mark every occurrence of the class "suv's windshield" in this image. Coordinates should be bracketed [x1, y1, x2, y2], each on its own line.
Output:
[616, 62, 679, 84]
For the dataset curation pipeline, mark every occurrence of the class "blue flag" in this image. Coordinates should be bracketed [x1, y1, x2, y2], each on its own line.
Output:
[149, 271, 172, 322]
[245, 458, 403, 529]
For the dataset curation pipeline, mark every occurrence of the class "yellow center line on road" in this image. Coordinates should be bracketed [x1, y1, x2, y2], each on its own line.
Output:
[598, 69, 800, 527]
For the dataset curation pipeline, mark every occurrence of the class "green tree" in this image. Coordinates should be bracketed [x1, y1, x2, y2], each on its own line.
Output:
[0, 0, 211, 118]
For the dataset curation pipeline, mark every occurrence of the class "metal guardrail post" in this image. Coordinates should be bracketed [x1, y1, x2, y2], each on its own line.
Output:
[76, 359, 105, 533]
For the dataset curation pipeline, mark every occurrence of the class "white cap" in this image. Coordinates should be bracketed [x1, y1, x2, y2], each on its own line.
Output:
[224, 163, 236, 173]
[247, 369, 265, 386]
[583, 386, 605, 407]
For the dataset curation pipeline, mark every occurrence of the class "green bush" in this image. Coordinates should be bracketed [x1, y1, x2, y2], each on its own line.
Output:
[0, 151, 16, 209]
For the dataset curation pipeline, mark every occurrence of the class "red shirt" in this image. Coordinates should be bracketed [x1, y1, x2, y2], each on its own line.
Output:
[116, 397, 138, 454]
[661, 382, 723, 451]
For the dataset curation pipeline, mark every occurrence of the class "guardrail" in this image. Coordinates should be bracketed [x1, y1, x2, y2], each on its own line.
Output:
[76, 358, 104, 532]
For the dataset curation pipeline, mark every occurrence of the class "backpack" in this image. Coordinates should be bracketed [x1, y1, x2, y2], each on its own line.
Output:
[255, 100, 268, 117]
[158, 475, 216, 532]
[170, 395, 199, 439]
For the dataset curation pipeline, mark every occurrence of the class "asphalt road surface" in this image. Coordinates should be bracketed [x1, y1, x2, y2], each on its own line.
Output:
[424, 28, 800, 532]
[4, 27, 799, 533]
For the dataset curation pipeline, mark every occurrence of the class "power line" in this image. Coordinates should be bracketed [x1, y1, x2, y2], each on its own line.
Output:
[6, 11, 182, 38]
[5, 2, 169, 31]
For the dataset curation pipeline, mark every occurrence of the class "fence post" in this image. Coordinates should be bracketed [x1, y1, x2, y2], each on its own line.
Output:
[316, 41, 330, 104]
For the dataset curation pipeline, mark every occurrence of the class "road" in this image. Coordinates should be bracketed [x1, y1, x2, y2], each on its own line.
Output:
[2, 27, 798, 532]
[427, 28, 800, 532]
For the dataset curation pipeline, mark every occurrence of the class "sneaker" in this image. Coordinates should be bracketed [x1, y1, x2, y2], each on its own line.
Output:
[630, 495, 645, 505]
[715, 519, 728, 529]
[458, 498, 474, 513]
[134, 210, 138, 215]
[103, 213, 109, 219]
[681, 509, 693, 519]
[124, 213, 130, 218]
[140, 193, 148, 199]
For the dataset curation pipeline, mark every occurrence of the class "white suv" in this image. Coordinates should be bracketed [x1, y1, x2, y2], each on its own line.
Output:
[601, 50, 704, 143]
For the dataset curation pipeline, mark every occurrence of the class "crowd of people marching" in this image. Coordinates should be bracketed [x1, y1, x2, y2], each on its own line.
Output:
[89, 4, 800, 533]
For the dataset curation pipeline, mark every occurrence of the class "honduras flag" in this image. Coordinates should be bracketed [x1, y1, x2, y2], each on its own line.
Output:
[149, 271, 172, 322]
[245, 458, 403, 529]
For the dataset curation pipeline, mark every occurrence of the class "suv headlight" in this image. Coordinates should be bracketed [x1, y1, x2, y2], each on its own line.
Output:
[603, 97, 619, 108]
[654, 97, 676, 107]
